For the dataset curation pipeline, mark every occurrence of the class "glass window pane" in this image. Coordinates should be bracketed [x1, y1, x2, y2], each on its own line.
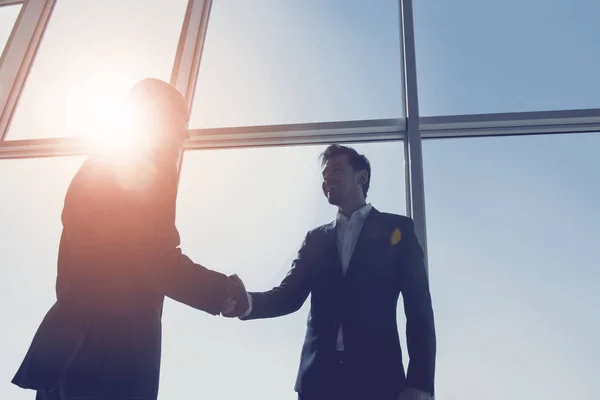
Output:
[0, 156, 85, 400]
[0, 4, 21, 58]
[424, 134, 600, 399]
[190, 0, 404, 128]
[414, 0, 600, 116]
[161, 142, 405, 398]
[6, 0, 187, 140]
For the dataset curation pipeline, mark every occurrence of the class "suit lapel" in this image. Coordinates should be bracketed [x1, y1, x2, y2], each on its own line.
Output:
[321, 220, 344, 282]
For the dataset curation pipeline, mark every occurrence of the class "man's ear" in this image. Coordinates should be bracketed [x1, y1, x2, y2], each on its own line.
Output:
[356, 170, 368, 186]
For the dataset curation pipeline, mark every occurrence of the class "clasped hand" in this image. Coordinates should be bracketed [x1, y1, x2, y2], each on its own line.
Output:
[220, 274, 249, 318]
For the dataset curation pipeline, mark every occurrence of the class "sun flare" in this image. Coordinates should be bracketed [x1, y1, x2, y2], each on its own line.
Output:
[66, 75, 143, 156]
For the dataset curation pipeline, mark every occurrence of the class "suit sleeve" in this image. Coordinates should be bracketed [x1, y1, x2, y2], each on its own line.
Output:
[241, 232, 313, 320]
[132, 231, 230, 316]
[62, 159, 230, 315]
[399, 218, 436, 395]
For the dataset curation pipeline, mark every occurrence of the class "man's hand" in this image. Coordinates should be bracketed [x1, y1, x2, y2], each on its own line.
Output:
[398, 388, 433, 400]
[220, 296, 237, 315]
[221, 274, 250, 318]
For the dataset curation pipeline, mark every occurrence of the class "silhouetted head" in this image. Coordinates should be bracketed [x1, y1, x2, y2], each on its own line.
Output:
[319, 144, 371, 214]
[126, 78, 189, 159]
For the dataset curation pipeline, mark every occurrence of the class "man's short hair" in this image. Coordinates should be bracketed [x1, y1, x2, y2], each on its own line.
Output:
[319, 144, 371, 197]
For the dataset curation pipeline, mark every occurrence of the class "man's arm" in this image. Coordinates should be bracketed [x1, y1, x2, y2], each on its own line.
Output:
[137, 241, 231, 316]
[399, 218, 436, 397]
[125, 190, 233, 315]
[223, 232, 313, 319]
[62, 158, 231, 315]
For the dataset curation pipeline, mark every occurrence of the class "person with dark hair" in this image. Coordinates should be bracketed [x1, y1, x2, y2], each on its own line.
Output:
[224, 144, 436, 400]
[11, 78, 247, 400]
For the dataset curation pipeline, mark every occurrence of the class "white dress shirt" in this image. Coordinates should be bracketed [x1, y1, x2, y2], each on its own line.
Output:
[334, 203, 373, 350]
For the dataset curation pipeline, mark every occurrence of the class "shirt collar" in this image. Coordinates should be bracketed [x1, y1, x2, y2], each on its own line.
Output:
[336, 203, 372, 224]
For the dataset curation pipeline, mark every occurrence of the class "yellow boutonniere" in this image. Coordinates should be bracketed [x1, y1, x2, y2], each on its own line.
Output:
[390, 228, 402, 246]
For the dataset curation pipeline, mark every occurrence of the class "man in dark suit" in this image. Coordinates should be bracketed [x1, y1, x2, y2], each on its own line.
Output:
[12, 78, 248, 400]
[225, 144, 436, 400]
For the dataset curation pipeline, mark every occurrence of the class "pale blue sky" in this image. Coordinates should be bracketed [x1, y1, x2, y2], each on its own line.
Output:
[1, 1, 599, 399]
[414, 0, 600, 115]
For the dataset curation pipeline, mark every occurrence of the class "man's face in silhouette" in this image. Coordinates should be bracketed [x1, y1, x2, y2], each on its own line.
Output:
[321, 154, 366, 207]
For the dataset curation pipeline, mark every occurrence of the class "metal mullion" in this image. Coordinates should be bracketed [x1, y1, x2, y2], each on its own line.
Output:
[0, 0, 23, 7]
[421, 128, 600, 140]
[399, 0, 429, 272]
[188, 118, 403, 139]
[184, 131, 402, 150]
[170, 0, 212, 109]
[170, 0, 195, 89]
[0, 125, 404, 159]
[0, 136, 87, 159]
[0, 0, 54, 141]
[170, 0, 213, 181]
[4, 111, 600, 158]
[420, 108, 600, 139]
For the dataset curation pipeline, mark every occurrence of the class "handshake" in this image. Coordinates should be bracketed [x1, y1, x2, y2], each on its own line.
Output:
[220, 274, 250, 318]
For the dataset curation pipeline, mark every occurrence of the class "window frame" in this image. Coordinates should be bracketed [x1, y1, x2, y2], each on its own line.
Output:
[1, 0, 600, 275]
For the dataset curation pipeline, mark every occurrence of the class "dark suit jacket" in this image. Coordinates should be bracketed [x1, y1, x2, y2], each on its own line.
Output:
[12, 155, 230, 400]
[243, 209, 436, 397]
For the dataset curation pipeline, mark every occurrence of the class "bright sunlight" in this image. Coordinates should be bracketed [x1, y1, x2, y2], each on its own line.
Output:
[63, 70, 164, 194]
[64, 71, 143, 156]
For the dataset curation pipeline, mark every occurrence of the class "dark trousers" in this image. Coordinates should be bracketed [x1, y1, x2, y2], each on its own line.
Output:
[35, 390, 152, 400]
[297, 352, 350, 400]
[297, 352, 397, 400]
[36, 390, 61, 400]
